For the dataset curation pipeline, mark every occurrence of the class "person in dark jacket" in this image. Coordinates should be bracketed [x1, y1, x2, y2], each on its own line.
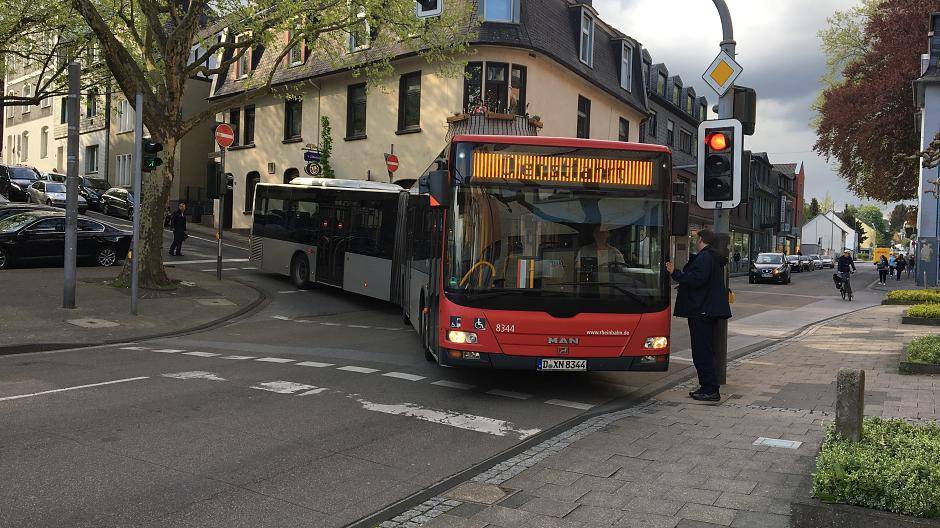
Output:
[665, 229, 732, 401]
[168, 202, 188, 257]
[895, 254, 906, 281]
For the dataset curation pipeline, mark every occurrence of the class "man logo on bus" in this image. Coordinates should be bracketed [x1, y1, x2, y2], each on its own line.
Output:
[547, 337, 579, 345]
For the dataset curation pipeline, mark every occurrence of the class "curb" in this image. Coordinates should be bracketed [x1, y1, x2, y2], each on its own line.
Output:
[0, 277, 270, 356]
[347, 302, 880, 528]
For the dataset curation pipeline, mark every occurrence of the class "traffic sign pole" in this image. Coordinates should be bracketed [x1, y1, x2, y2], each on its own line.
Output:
[213, 123, 234, 280]
[131, 93, 143, 315]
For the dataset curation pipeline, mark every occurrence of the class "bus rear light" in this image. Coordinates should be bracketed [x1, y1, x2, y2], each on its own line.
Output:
[644, 337, 669, 349]
[447, 330, 478, 344]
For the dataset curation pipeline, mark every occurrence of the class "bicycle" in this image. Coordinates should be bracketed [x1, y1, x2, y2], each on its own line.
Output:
[833, 271, 853, 301]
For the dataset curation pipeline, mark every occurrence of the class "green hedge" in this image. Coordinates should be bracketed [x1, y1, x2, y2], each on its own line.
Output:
[813, 418, 940, 518]
[907, 335, 940, 364]
[907, 304, 940, 319]
[887, 290, 940, 303]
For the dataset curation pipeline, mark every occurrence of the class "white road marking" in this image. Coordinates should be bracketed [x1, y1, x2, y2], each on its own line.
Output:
[278, 290, 300, 294]
[347, 324, 372, 329]
[153, 349, 184, 353]
[251, 381, 317, 394]
[297, 387, 328, 396]
[545, 399, 594, 411]
[120, 346, 149, 351]
[0, 376, 149, 402]
[220, 355, 256, 360]
[241, 267, 255, 270]
[486, 389, 533, 400]
[375, 327, 406, 331]
[255, 357, 295, 363]
[337, 366, 379, 374]
[382, 372, 426, 382]
[272, 315, 292, 321]
[297, 361, 334, 368]
[356, 399, 540, 439]
[670, 356, 694, 363]
[319, 322, 342, 326]
[431, 380, 475, 390]
[162, 371, 226, 381]
[169, 258, 250, 265]
[183, 351, 220, 357]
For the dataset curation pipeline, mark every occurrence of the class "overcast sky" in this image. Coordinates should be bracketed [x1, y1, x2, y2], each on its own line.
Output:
[594, 0, 865, 210]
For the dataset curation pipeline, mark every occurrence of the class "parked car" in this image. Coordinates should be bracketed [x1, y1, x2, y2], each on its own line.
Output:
[809, 254, 823, 270]
[0, 210, 131, 269]
[0, 164, 41, 202]
[786, 254, 803, 272]
[26, 180, 88, 214]
[749, 252, 791, 284]
[820, 255, 834, 268]
[0, 203, 59, 221]
[798, 255, 813, 271]
[100, 187, 135, 219]
[46, 173, 112, 212]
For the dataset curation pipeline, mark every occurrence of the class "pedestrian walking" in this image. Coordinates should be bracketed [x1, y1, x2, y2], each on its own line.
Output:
[908, 254, 916, 278]
[889, 254, 896, 277]
[168, 202, 188, 257]
[665, 229, 732, 402]
[896, 254, 907, 281]
[876, 255, 889, 285]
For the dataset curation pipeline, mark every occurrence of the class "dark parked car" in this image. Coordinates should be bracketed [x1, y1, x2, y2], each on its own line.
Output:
[46, 173, 112, 212]
[0, 203, 59, 221]
[26, 180, 88, 214]
[0, 164, 41, 202]
[749, 252, 791, 284]
[100, 187, 135, 219]
[786, 254, 803, 272]
[0, 210, 131, 269]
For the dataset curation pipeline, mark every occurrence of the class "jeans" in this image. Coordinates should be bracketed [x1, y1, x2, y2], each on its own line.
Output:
[169, 232, 185, 255]
[879, 270, 888, 283]
[688, 317, 719, 394]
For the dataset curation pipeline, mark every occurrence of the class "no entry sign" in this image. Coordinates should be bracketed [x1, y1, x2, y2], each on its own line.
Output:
[385, 153, 399, 173]
[215, 123, 235, 149]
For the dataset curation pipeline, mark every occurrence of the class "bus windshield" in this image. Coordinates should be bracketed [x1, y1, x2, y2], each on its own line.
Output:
[445, 142, 670, 314]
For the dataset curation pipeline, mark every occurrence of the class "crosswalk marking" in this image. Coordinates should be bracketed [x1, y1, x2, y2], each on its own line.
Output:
[545, 399, 594, 410]
[255, 357, 295, 363]
[486, 389, 533, 400]
[220, 355, 256, 360]
[431, 380, 475, 390]
[337, 366, 379, 374]
[382, 372, 426, 382]
[153, 349, 184, 353]
[120, 346, 149, 351]
[183, 351, 220, 358]
[297, 361, 334, 368]
[250, 381, 316, 394]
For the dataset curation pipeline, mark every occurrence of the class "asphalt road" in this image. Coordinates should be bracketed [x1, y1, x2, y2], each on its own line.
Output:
[0, 240, 886, 527]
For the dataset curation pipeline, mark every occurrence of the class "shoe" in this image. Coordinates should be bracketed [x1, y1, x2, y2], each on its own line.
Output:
[690, 391, 721, 402]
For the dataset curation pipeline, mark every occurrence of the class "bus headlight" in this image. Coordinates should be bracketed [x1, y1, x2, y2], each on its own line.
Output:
[447, 330, 478, 344]
[644, 337, 668, 349]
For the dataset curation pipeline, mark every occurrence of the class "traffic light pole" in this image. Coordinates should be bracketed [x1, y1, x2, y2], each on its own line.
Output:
[217, 147, 225, 281]
[712, 0, 735, 385]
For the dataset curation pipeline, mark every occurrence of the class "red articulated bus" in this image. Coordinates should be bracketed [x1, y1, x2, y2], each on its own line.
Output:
[397, 135, 683, 371]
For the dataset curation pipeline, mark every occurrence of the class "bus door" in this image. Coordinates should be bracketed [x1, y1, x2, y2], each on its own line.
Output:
[316, 205, 351, 285]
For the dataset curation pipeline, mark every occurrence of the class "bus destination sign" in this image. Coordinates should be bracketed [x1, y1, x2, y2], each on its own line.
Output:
[472, 151, 654, 187]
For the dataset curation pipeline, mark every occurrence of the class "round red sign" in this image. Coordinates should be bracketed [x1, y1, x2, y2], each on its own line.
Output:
[215, 123, 235, 148]
[386, 154, 399, 173]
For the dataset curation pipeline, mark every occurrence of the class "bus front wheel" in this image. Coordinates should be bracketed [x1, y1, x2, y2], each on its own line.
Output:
[419, 303, 437, 363]
[291, 254, 312, 289]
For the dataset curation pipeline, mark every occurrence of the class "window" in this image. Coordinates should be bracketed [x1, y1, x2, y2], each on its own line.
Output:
[679, 129, 692, 153]
[115, 154, 132, 186]
[235, 34, 250, 78]
[510, 65, 526, 115]
[657, 72, 666, 95]
[348, 5, 371, 52]
[40, 127, 48, 159]
[59, 97, 68, 124]
[40, 95, 51, 109]
[78, 219, 105, 232]
[666, 120, 674, 146]
[647, 110, 657, 138]
[7, 93, 15, 118]
[482, 0, 515, 22]
[243, 105, 255, 145]
[398, 71, 421, 132]
[86, 88, 98, 118]
[672, 82, 680, 106]
[287, 29, 304, 67]
[417, 0, 443, 18]
[618, 118, 629, 142]
[229, 108, 241, 147]
[283, 167, 299, 185]
[284, 100, 302, 140]
[19, 132, 28, 162]
[85, 145, 99, 173]
[463, 62, 483, 111]
[576, 96, 590, 139]
[245, 171, 260, 212]
[484, 63, 509, 112]
[642, 62, 650, 88]
[620, 43, 633, 91]
[699, 102, 707, 121]
[118, 99, 134, 132]
[22, 84, 31, 114]
[579, 11, 594, 66]
[346, 83, 366, 138]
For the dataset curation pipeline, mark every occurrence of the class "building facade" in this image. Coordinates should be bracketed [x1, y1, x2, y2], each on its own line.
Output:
[209, 0, 652, 231]
[914, 12, 940, 285]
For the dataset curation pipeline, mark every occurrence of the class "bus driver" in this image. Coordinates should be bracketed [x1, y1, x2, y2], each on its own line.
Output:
[576, 225, 626, 283]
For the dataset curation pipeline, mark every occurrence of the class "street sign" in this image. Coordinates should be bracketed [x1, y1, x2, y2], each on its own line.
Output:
[215, 123, 235, 149]
[304, 150, 321, 163]
[304, 162, 322, 177]
[385, 153, 399, 173]
[702, 50, 743, 97]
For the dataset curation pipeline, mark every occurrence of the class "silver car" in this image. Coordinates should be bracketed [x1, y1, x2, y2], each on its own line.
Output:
[26, 180, 87, 214]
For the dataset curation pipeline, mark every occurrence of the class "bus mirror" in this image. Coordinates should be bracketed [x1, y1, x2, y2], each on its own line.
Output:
[671, 201, 689, 237]
[427, 170, 451, 208]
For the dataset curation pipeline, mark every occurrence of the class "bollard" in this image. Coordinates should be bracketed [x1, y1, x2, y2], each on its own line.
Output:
[835, 369, 865, 442]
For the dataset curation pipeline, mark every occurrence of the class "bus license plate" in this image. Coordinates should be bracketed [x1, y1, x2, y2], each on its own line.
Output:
[538, 359, 587, 371]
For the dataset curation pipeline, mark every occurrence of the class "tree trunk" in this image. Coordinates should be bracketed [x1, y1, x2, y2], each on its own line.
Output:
[115, 135, 179, 289]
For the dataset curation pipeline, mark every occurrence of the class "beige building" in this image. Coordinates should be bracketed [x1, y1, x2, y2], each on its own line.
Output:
[209, 0, 652, 231]
[3, 57, 59, 173]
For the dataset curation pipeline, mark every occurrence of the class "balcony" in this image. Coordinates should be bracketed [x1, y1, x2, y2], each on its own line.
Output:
[445, 112, 542, 142]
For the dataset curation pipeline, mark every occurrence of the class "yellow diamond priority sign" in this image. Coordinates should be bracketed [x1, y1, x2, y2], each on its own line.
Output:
[703, 50, 742, 97]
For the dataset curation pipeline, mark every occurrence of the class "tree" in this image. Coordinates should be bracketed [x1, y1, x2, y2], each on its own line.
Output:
[1, 0, 473, 288]
[810, 198, 821, 218]
[319, 116, 335, 179]
[820, 193, 835, 214]
[839, 207, 868, 247]
[889, 203, 909, 233]
[856, 204, 889, 245]
[814, 0, 940, 202]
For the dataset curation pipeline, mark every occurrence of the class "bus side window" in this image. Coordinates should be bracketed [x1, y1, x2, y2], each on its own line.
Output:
[252, 187, 266, 237]
[350, 200, 383, 257]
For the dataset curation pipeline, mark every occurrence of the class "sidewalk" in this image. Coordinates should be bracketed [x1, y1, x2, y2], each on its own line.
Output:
[399, 304, 939, 528]
[0, 266, 263, 354]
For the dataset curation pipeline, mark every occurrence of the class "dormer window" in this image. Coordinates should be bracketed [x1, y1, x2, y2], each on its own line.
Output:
[700, 102, 707, 121]
[672, 82, 680, 106]
[348, 5, 372, 52]
[657, 72, 666, 95]
[416, 0, 442, 18]
[687, 93, 694, 114]
[579, 11, 594, 67]
[620, 42, 633, 92]
[235, 33, 250, 78]
[482, 0, 517, 23]
[287, 28, 304, 66]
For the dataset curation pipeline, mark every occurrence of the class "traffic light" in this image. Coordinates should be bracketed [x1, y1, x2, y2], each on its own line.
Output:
[142, 139, 164, 172]
[697, 119, 743, 209]
[225, 173, 234, 191]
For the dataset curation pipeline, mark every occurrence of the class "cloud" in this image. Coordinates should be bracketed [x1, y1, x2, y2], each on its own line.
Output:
[594, 0, 865, 209]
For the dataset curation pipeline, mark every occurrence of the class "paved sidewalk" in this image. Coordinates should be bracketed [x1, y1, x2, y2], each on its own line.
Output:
[398, 305, 939, 528]
[0, 266, 262, 353]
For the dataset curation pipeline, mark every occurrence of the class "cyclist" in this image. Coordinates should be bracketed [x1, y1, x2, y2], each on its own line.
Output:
[836, 250, 857, 299]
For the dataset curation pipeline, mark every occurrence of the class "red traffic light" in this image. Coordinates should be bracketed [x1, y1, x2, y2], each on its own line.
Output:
[705, 132, 729, 152]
